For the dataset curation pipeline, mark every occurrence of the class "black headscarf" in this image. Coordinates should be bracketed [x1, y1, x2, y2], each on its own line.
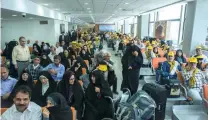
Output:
[32, 71, 57, 106]
[59, 49, 71, 70]
[32, 43, 42, 56]
[10, 70, 33, 100]
[57, 71, 84, 119]
[71, 56, 88, 79]
[40, 53, 52, 67]
[46, 92, 72, 120]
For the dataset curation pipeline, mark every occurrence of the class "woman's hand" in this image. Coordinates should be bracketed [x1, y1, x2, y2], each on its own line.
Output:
[42, 107, 50, 118]
[95, 87, 100, 93]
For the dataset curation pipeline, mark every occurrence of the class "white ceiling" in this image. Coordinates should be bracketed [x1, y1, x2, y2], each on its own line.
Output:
[29, 0, 185, 23]
[1, 8, 51, 21]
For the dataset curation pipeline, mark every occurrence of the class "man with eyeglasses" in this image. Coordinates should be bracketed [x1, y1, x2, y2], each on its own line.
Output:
[12, 36, 31, 78]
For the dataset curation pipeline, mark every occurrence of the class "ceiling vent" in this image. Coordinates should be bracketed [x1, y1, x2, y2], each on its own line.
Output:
[40, 21, 48, 24]
[122, 9, 133, 12]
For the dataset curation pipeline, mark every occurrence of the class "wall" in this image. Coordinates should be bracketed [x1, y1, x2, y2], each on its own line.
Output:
[54, 20, 69, 42]
[1, 19, 56, 47]
[182, 0, 208, 55]
[2, 0, 70, 21]
[141, 15, 149, 39]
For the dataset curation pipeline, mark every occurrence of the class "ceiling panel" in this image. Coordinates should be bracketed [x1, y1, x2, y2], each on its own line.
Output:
[29, 0, 184, 23]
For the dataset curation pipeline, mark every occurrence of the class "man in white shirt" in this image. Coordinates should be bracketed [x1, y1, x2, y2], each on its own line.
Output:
[55, 42, 63, 55]
[12, 36, 31, 77]
[2, 85, 42, 120]
[48, 46, 57, 62]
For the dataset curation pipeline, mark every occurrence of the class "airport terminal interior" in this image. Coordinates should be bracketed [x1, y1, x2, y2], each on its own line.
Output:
[1, 0, 208, 120]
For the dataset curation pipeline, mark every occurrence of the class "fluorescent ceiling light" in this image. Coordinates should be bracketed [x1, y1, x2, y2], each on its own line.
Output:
[89, 11, 92, 13]
[85, 3, 88, 5]
[12, 15, 17, 16]
[119, 8, 122, 9]
[112, 14, 115, 16]
[43, 4, 48, 6]
[125, 3, 129, 5]
[87, 8, 90, 10]
[29, 17, 33, 19]
[55, 9, 59, 10]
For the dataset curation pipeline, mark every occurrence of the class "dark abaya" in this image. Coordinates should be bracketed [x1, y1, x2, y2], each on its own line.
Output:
[32, 71, 57, 106]
[84, 70, 113, 120]
[57, 71, 84, 120]
[46, 92, 73, 120]
[40, 53, 52, 67]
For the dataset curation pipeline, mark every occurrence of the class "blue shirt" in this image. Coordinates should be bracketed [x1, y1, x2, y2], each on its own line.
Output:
[0, 76, 17, 96]
[43, 63, 65, 81]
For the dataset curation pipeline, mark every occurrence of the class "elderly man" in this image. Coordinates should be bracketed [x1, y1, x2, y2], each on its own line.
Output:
[1, 66, 17, 107]
[12, 36, 30, 77]
[2, 85, 42, 120]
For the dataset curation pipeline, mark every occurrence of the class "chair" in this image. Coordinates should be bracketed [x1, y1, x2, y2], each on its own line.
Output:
[33, 80, 38, 84]
[152, 57, 167, 70]
[71, 107, 77, 120]
[1, 108, 7, 115]
[1, 56, 6, 65]
[203, 84, 208, 107]
[82, 68, 87, 75]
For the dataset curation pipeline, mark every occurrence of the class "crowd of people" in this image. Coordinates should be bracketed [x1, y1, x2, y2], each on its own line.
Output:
[1, 31, 208, 120]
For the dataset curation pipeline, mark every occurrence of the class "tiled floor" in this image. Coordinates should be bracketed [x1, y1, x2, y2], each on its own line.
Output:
[102, 43, 173, 120]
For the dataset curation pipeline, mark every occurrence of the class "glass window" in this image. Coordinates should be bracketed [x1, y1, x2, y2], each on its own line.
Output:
[150, 13, 155, 22]
[166, 21, 180, 44]
[149, 23, 155, 37]
[134, 23, 137, 37]
[158, 4, 182, 20]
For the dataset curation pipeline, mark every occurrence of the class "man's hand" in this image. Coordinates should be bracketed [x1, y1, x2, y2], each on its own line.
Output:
[48, 69, 57, 75]
[134, 51, 138, 56]
[2, 93, 10, 100]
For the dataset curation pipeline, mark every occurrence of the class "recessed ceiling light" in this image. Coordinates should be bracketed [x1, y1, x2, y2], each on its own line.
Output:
[12, 15, 17, 16]
[89, 11, 92, 13]
[85, 3, 88, 5]
[55, 9, 59, 10]
[125, 3, 129, 4]
[43, 4, 48, 6]
[87, 8, 90, 10]
[119, 8, 122, 9]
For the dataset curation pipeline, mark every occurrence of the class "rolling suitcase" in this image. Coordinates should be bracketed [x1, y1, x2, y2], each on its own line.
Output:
[142, 83, 167, 120]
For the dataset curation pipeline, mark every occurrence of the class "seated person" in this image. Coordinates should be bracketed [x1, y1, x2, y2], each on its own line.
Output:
[32, 71, 57, 106]
[136, 40, 145, 49]
[194, 46, 208, 63]
[103, 52, 118, 94]
[80, 49, 92, 65]
[151, 41, 157, 48]
[143, 46, 156, 65]
[156, 52, 181, 82]
[84, 70, 113, 120]
[175, 49, 187, 66]
[42, 92, 72, 120]
[182, 57, 207, 105]
[70, 56, 88, 80]
[10, 70, 33, 100]
[57, 71, 84, 120]
[164, 47, 170, 58]
[1, 66, 17, 107]
[43, 55, 65, 82]
[196, 55, 206, 71]
[2, 85, 42, 120]
[153, 47, 161, 57]
[59, 49, 71, 70]
[40, 53, 52, 68]
[48, 46, 57, 62]
[27, 56, 43, 81]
